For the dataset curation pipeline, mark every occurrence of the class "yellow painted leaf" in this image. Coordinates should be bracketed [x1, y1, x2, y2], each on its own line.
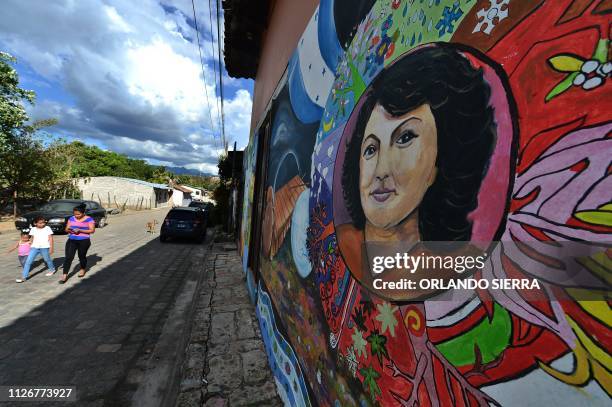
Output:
[598, 203, 612, 211]
[567, 316, 612, 369]
[574, 297, 612, 326]
[574, 210, 612, 227]
[538, 340, 589, 386]
[549, 55, 584, 72]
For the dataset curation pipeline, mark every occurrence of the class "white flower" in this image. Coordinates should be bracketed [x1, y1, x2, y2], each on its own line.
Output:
[573, 73, 586, 86]
[597, 62, 611, 76]
[583, 76, 603, 90]
[572, 59, 609, 91]
[581, 60, 599, 74]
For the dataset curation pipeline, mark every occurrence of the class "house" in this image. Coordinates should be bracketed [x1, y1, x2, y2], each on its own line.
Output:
[224, 0, 611, 406]
[75, 176, 170, 210]
[170, 185, 193, 207]
[200, 190, 215, 204]
[181, 185, 204, 201]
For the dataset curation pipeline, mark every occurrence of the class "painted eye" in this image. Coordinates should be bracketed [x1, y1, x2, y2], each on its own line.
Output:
[396, 131, 418, 146]
[363, 144, 377, 159]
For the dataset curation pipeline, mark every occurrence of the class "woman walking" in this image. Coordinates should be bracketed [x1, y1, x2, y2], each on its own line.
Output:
[60, 204, 95, 284]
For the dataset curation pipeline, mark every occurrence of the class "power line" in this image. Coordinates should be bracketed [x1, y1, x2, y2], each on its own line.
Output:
[207, 0, 222, 135]
[216, 0, 226, 153]
[190, 0, 220, 151]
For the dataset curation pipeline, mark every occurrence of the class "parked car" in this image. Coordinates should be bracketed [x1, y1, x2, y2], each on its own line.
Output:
[160, 207, 207, 243]
[187, 201, 213, 212]
[15, 199, 108, 234]
[1, 200, 40, 216]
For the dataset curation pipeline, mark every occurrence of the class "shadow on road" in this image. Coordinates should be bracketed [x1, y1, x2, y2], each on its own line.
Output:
[26, 254, 104, 281]
[0, 235, 206, 405]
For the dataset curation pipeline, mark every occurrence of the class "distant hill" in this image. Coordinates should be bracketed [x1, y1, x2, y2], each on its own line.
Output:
[167, 166, 216, 177]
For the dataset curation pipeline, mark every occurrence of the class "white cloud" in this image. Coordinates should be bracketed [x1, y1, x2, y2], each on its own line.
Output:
[0, 0, 251, 172]
[125, 38, 210, 123]
[104, 5, 133, 33]
[224, 89, 253, 149]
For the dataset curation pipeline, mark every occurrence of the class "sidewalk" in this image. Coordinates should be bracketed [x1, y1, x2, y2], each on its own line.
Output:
[175, 245, 281, 407]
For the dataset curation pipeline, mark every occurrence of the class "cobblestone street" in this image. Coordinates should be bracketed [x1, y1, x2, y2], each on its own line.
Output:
[0, 209, 208, 406]
[176, 246, 281, 407]
[0, 213, 280, 406]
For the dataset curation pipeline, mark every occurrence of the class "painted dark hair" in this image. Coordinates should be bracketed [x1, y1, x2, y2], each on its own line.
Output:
[342, 44, 496, 241]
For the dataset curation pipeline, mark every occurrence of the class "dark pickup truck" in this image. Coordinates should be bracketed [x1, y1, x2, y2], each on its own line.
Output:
[15, 199, 107, 234]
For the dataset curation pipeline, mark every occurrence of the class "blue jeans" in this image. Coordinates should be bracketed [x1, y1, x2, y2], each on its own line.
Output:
[22, 248, 56, 279]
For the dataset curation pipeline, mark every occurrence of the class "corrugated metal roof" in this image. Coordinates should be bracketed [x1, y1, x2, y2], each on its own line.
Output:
[182, 185, 202, 191]
[173, 185, 192, 193]
[80, 176, 170, 190]
[115, 177, 170, 190]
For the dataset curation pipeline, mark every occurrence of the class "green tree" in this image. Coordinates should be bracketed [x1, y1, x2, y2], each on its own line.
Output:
[210, 154, 232, 226]
[45, 137, 83, 198]
[178, 174, 219, 191]
[0, 53, 58, 216]
[46, 140, 162, 182]
[149, 166, 174, 184]
[217, 153, 233, 180]
[0, 52, 35, 146]
[0, 121, 56, 216]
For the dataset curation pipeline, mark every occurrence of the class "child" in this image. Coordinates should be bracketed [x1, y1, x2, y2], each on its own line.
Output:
[7, 232, 31, 269]
[17, 216, 56, 283]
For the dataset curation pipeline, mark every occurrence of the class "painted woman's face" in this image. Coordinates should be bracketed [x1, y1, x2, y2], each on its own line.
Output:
[359, 103, 438, 229]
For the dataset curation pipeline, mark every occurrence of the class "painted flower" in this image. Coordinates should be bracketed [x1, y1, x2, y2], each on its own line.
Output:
[391, 0, 402, 10]
[545, 39, 610, 101]
[352, 327, 368, 358]
[572, 59, 611, 90]
[375, 302, 399, 337]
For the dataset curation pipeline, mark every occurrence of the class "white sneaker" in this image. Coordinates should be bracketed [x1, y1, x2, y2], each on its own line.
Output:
[15, 279, 25, 283]
[45, 270, 56, 276]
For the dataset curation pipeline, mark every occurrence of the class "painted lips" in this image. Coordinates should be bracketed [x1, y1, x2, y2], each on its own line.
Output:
[370, 187, 396, 202]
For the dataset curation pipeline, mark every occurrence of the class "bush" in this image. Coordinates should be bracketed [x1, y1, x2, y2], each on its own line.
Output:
[210, 182, 230, 226]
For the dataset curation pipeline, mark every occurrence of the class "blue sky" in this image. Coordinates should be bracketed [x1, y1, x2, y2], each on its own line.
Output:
[0, 0, 254, 173]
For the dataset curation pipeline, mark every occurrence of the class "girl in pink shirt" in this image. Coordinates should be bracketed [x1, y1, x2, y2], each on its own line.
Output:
[7, 232, 31, 268]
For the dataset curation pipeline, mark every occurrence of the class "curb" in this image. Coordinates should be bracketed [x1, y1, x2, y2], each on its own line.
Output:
[131, 235, 213, 407]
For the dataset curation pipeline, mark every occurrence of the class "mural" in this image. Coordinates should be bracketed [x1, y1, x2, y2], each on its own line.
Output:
[239, 131, 259, 302]
[241, 0, 611, 405]
[239, 130, 258, 271]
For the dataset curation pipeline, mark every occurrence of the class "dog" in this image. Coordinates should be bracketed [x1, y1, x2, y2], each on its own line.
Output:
[145, 219, 159, 233]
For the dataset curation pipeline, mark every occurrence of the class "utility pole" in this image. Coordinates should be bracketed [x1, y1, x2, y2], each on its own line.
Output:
[227, 141, 237, 234]
[13, 190, 17, 219]
[216, 0, 226, 152]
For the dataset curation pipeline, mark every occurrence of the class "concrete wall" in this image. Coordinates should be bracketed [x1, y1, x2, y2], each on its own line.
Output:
[76, 177, 169, 210]
[171, 189, 191, 207]
[250, 0, 319, 132]
[239, 0, 612, 406]
[182, 186, 203, 200]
